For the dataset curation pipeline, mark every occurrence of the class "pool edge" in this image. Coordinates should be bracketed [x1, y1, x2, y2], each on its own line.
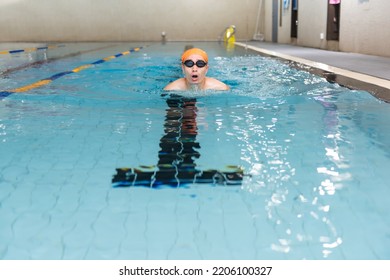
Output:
[236, 42, 390, 103]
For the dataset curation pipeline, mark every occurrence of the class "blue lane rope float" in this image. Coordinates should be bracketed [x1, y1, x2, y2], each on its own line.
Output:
[0, 46, 144, 99]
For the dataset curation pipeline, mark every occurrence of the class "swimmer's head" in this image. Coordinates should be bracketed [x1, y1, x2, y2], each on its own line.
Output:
[181, 48, 208, 63]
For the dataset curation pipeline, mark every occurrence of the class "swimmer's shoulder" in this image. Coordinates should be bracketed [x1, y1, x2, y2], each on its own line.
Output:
[205, 77, 230, 91]
[164, 78, 186, 90]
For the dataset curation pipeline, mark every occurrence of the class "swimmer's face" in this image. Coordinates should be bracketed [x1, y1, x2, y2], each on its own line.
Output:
[182, 54, 209, 86]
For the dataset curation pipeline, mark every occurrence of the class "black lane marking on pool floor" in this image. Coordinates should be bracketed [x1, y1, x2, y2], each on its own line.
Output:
[112, 95, 245, 188]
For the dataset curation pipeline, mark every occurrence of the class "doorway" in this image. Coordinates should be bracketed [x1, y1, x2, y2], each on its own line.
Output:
[327, 2, 341, 40]
[272, 0, 278, 42]
[291, 0, 298, 38]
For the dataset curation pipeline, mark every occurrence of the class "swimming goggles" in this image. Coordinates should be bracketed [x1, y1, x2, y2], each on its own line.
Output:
[183, 60, 207, 68]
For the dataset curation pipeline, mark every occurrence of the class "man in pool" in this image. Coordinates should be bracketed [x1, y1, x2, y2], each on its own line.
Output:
[164, 48, 230, 91]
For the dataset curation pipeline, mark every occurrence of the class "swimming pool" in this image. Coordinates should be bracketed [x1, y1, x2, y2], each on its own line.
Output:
[0, 42, 389, 260]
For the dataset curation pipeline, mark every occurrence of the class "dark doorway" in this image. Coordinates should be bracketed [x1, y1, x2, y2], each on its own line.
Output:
[291, 0, 298, 38]
[272, 0, 278, 42]
[327, 2, 341, 40]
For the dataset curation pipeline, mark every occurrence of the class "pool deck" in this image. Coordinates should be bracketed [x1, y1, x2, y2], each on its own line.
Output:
[238, 41, 390, 102]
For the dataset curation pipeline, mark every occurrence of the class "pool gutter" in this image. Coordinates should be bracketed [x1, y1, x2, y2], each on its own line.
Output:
[236, 42, 390, 103]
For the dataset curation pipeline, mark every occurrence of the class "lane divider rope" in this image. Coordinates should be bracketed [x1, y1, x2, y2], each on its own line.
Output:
[0, 44, 65, 55]
[1, 44, 120, 77]
[0, 46, 144, 99]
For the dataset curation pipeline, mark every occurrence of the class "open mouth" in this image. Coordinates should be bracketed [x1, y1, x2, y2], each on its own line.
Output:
[192, 74, 198, 79]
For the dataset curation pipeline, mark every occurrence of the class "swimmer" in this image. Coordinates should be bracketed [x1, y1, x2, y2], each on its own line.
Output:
[164, 48, 230, 91]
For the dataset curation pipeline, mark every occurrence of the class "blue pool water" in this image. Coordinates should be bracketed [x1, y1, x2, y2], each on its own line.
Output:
[0, 42, 389, 259]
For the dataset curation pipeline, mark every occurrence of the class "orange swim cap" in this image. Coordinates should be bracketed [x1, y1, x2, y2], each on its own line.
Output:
[181, 48, 208, 63]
